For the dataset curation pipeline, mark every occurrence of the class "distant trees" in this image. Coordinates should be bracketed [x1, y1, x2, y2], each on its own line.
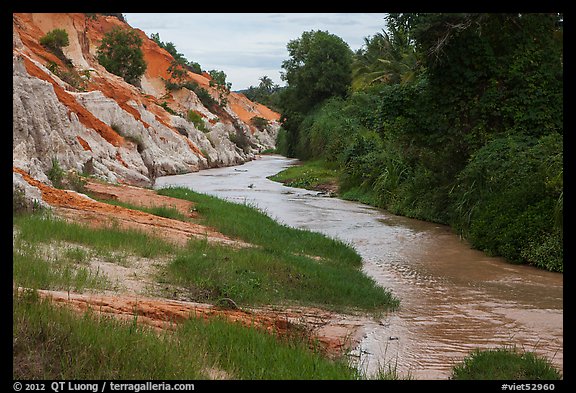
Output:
[242, 76, 283, 112]
[97, 27, 147, 86]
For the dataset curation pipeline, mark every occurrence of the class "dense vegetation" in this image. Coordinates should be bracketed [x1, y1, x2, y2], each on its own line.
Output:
[275, 13, 563, 272]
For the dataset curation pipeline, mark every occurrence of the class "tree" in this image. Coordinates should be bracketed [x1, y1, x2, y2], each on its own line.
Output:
[279, 30, 353, 156]
[351, 23, 422, 91]
[97, 27, 147, 86]
[258, 76, 275, 93]
[208, 69, 232, 106]
[281, 30, 353, 114]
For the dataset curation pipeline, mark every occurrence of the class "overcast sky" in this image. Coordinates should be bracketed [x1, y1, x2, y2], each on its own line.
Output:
[124, 13, 389, 91]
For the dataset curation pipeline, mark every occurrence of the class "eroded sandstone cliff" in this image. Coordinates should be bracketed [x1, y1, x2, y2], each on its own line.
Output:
[13, 13, 280, 202]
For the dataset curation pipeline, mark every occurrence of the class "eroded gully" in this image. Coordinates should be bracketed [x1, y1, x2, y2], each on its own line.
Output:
[155, 155, 563, 380]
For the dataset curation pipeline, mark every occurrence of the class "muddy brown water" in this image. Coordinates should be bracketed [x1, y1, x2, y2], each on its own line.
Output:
[155, 154, 563, 379]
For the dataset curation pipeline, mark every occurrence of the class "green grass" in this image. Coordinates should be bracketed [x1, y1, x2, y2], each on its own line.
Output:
[13, 212, 176, 258]
[14, 201, 398, 313]
[161, 240, 397, 311]
[13, 250, 111, 293]
[267, 159, 340, 190]
[156, 186, 359, 266]
[156, 187, 399, 313]
[12, 191, 400, 379]
[451, 347, 562, 380]
[339, 185, 382, 207]
[13, 290, 362, 380]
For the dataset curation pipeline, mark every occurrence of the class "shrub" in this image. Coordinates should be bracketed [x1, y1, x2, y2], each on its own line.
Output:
[39, 29, 69, 53]
[274, 128, 289, 156]
[187, 110, 209, 133]
[97, 27, 147, 86]
[47, 158, 64, 189]
[451, 134, 563, 271]
[229, 129, 251, 153]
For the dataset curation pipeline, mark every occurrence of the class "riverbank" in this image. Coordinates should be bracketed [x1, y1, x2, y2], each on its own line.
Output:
[13, 156, 563, 380]
[267, 158, 563, 272]
[13, 171, 399, 379]
[262, 155, 563, 379]
[266, 158, 377, 205]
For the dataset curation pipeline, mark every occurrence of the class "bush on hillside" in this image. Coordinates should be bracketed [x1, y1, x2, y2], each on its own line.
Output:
[97, 27, 147, 86]
[40, 29, 69, 53]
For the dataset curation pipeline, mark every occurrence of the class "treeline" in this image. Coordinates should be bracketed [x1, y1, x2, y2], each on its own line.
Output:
[238, 76, 284, 113]
[275, 13, 563, 272]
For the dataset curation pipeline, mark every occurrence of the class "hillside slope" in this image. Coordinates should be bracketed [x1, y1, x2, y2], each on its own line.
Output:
[13, 13, 280, 192]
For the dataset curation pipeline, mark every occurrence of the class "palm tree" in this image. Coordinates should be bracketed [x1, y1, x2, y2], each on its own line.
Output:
[352, 26, 421, 91]
[258, 75, 275, 93]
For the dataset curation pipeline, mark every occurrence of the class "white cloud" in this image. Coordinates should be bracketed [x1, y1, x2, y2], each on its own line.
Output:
[125, 13, 388, 90]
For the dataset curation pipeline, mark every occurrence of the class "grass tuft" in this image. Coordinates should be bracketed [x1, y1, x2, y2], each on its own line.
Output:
[451, 347, 562, 380]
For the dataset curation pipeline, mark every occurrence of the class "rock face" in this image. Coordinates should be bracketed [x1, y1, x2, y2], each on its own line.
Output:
[13, 13, 280, 196]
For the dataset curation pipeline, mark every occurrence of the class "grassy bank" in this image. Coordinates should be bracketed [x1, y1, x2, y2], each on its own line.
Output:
[13, 289, 362, 380]
[267, 159, 340, 192]
[12, 187, 401, 379]
[12, 182, 403, 379]
[14, 205, 397, 313]
[266, 159, 369, 203]
[156, 186, 398, 312]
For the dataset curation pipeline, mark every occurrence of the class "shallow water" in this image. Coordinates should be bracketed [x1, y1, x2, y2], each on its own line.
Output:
[155, 155, 563, 379]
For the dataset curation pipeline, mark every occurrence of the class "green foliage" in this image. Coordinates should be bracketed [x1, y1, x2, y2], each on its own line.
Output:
[274, 128, 289, 156]
[352, 22, 422, 91]
[451, 347, 562, 380]
[39, 28, 69, 53]
[279, 30, 354, 156]
[281, 30, 353, 114]
[208, 69, 231, 106]
[187, 110, 209, 132]
[97, 27, 147, 86]
[452, 134, 563, 271]
[47, 157, 64, 189]
[278, 13, 563, 271]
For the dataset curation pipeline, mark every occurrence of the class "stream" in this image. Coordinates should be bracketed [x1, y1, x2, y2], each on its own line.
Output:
[155, 154, 563, 380]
